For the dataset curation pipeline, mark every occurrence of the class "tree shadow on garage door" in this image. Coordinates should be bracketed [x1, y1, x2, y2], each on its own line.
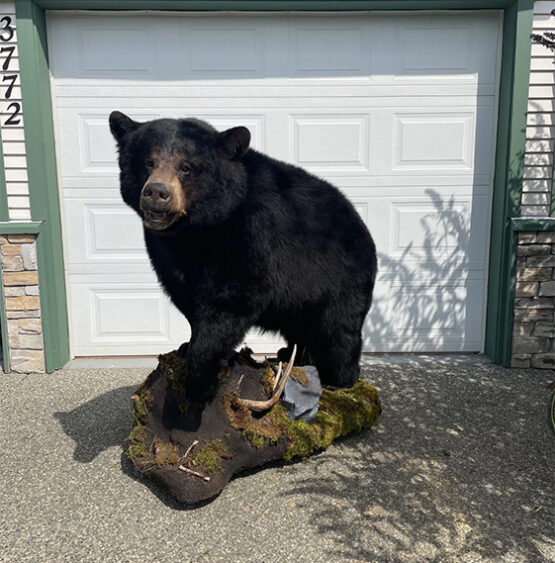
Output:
[277, 361, 554, 562]
[362, 187, 483, 355]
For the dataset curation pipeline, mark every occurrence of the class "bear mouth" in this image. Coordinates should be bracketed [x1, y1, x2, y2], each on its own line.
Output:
[143, 210, 177, 231]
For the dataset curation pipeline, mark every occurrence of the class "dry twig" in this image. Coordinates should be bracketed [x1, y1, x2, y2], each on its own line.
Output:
[179, 440, 198, 464]
[178, 465, 211, 481]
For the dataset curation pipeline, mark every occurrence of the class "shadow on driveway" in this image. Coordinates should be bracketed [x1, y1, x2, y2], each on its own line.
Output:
[278, 363, 554, 561]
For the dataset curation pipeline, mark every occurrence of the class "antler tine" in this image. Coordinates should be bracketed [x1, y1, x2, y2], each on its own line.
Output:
[273, 361, 283, 391]
[239, 345, 297, 412]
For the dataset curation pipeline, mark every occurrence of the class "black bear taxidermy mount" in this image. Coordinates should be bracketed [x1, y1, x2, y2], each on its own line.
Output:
[109, 112, 377, 403]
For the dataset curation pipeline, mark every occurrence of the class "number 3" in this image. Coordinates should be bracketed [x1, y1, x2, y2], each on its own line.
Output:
[0, 16, 14, 42]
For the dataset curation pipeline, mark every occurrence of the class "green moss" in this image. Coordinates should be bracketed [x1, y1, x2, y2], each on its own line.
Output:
[269, 379, 381, 460]
[159, 351, 188, 395]
[127, 424, 149, 461]
[223, 390, 284, 448]
[152, 437, 180, 468]
[261, 365, 276, 396]
[243, 416, 282, 448]
[158, 351, 191, 412]
[192, 439, 231, 472]
[289, 366, 308, 387]
[227, 377, 380, 458]
[223, 392, 251, 429]
[131, 388, 153, 423]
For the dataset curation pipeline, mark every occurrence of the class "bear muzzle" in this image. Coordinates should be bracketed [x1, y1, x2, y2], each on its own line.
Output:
[140, 182, 185, 231]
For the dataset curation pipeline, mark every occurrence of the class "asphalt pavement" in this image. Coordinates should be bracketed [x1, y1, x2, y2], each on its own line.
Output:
[0, 358, 553, 562]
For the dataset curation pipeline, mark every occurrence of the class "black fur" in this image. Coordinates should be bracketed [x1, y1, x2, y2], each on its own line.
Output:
[110, 113, 377, 400]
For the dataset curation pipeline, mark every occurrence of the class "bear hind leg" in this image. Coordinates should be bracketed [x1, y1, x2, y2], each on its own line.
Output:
[307, 314, 365, 389]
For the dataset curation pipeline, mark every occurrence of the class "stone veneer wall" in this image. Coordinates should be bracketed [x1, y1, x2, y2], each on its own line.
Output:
[512, 230, 555, 369]
[0, 234, 45, 372]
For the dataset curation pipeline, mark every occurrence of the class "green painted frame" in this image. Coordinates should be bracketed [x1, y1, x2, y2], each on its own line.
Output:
[0, 130, 8, 372]
[511, 217, 555, 231]
[0, 130, 8, 223]
[0, 127, 8, 371]
[14, 0, 534, 368]
[0, 267, 7, 373]
[15, 0, 69, 371]
[0, 221, 42, 235]
[484, 0, 534, 365]
[552, 156, 555, 218]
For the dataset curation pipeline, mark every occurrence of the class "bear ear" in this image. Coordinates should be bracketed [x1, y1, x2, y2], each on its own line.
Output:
[109, 111, 139, 144]
[218, 126, 251, 160]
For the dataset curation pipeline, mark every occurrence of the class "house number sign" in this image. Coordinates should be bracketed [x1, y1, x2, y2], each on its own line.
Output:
[1, 14, 21, 126]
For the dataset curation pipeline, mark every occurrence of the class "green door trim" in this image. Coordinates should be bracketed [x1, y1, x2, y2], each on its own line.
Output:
[484, 0, 534, 365]
[0, 221, 43, 235]
[0, 123, 10, 372]
[0, 128, 9, 223]
[511, 217, 555, 231]
[0, 267, 8, 373]
[551, 150, 555, 217]
[0, 123, 9, 370]
[15, 0, 69, 371]
[14, 0, 534, 368]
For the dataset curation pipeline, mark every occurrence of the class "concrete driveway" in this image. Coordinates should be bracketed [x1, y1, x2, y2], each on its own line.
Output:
[0, 358, 553, 562]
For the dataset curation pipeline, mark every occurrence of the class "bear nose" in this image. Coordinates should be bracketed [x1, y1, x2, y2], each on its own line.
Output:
[142, 182, 172, 204]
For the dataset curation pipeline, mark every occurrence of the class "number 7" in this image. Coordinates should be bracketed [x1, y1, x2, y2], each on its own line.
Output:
[1, 45, 15, 71]
[3, 73, 17, 99]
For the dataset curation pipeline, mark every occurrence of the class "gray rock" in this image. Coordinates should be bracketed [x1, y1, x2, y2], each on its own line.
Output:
[282, 365, 322, 422]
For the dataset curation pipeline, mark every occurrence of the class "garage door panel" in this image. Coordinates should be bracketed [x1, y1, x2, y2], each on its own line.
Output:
[287, 19, 371, 77]
[371, 105, 495, 176]
[64, 199, 147, 266]
[57, 109, 269, 178]
[185, 23, 267, 78]
[355, 193, 489, 274]
[369, 13, 500, 84]
[391, 113, 475, 171]
[80, 25, 157, 77]
[289, 113, 371, 175]
[69, 283, 190, 356]
[56, 110, 161, 178]
[50, 14, 499, 87]
[364, 275, 485, 352]
[70, 282, 285, 356]
[49, 16, 182, 81]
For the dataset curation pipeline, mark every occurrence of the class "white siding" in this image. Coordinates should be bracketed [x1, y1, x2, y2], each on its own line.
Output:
[0, 0, 30, 221]
[524, 1, 555, 216]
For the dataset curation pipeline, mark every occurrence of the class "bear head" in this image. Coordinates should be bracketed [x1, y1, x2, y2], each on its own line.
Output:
[109, 112, 251, 233]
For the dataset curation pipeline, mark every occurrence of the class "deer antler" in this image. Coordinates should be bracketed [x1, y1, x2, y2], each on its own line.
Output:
[238, 345, 297, 412]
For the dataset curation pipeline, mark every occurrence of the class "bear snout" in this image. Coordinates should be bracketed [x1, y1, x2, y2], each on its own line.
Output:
[140, 181, 186, 231]
[141, 182, 173, 209]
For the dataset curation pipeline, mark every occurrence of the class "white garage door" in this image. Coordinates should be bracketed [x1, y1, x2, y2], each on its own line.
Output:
[47, 12, 500, 357]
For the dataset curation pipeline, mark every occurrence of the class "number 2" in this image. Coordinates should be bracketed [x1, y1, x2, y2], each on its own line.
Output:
[5, 101, 21, 125]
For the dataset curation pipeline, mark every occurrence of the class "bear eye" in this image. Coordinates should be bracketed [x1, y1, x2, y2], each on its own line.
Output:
[180, 163, 193, 176]
[145, 159, 154, 170]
